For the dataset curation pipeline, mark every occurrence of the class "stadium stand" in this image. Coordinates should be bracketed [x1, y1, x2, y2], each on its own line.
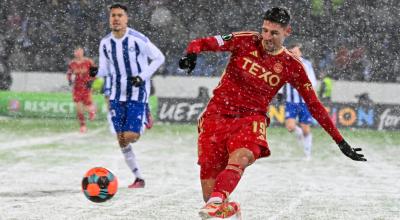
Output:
[0, 0, 399, 82]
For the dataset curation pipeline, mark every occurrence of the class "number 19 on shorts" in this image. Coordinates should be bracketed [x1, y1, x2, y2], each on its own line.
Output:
[252, 121, 267, 139]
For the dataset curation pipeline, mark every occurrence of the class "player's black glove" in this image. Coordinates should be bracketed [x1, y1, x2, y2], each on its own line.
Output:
[89, 66, 98, 77]
[179, 53, 197, 74]
[337, 139, 367, 161]
[131, 76, 144, 87]
[86, 80, 93, 89]
[68, 80, 73, 86]
[276, 93, 284, 103]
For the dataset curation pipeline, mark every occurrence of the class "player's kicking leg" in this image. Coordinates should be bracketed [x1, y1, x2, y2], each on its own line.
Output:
[198, 148, 254, 219]
[200, 180, 241, 219]
[199, 179, 241, 219]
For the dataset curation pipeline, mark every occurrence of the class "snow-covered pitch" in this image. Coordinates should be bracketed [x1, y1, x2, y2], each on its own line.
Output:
[0, 118, 399, 219]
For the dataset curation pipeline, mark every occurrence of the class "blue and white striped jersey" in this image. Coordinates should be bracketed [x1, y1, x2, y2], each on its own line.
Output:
[98, 28, 165, 102]
[280, 57, 317, 103]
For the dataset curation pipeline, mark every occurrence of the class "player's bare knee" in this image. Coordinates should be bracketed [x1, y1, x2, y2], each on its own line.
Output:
[128, 134, 140, 143]
[128, 137, 139, 143]
[117, 139, 129, 148]
[286, 119, 296, 132]
[301, 125, 311, 136]
[238, 156, 250, 169]
[286, 124, 295, 132]
[229, 149, 254, 169]
[116, 133, 138, 147]
[121, 132, 141, 143]
[286, 127, 294, 132]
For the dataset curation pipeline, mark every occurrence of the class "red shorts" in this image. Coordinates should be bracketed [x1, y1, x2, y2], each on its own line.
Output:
[198, 114, 271, 179]
[73, 91, 92, 106]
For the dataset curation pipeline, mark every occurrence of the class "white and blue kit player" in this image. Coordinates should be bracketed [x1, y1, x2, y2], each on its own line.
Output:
[92, 3, 165, 188]
[280, 43, 317, 159]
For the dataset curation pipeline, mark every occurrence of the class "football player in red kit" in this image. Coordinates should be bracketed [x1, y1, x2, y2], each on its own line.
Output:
[67, 47, 96, 133]
[179, 7, 366, 219]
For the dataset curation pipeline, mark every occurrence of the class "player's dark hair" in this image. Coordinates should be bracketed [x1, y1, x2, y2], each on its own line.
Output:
[109, 3, 128, 13]
[263, 7, 291, 26]
[74, 45, 84, 50]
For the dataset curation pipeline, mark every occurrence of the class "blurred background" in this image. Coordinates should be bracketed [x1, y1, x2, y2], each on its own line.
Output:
[1, 3, 399, 219]
[0, 0, 399, 90]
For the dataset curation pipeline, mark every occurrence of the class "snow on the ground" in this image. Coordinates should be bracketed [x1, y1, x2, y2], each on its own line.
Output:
[0, 122, 399, 220]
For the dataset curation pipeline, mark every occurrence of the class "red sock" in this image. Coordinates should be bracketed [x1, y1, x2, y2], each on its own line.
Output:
[212, 164, 243, 201]
[77, 112, 85, 126]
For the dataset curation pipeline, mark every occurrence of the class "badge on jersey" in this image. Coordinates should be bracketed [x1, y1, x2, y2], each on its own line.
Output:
[273, 63, 283, 74]
[221, 34, 233, 41]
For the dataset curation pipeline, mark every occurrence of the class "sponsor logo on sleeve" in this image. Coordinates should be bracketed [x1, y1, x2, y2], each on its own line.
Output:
[221, 34, 233, 41]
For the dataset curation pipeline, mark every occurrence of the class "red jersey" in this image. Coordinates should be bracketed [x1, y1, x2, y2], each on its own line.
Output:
[186, 32, 343, 143]
[67, 58, 94, 94]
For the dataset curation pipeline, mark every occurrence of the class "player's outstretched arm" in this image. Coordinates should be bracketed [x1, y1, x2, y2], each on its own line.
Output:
[179, 33, 241, 74]
[301, 95, 368, 162]
[289, 60, 367, 162]
[337, 139, 366, 161]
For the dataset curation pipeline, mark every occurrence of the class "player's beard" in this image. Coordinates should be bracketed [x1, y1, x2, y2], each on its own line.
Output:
[262, 40, 275, 52]
[111, 22, 127, 32]
[111, 25, 127, 36]
[111, 25, 121, 32]
[262, 40, 282, 53]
